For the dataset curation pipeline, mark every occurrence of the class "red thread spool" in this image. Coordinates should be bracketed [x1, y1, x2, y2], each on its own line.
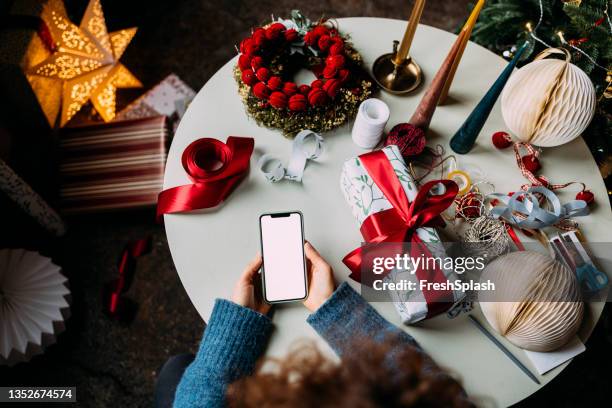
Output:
[384, 123, 426, 157]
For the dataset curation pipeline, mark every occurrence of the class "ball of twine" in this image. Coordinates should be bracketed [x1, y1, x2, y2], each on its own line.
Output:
[463, 216, 510, 259]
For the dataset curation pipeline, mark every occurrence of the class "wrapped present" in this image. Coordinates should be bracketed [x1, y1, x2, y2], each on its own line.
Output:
[0, 0, 63, 130]
[59, 116, 168, 213]
[340, 145, 464, 323]
[114, 74, 195, 133]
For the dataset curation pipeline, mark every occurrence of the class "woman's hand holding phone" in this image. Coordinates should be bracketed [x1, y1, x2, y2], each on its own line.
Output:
[303, 242, 335, 312]
[232, 254, 271, 315]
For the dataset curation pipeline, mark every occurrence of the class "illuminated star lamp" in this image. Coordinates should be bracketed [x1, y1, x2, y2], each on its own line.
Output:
[28, 0, 142, 126]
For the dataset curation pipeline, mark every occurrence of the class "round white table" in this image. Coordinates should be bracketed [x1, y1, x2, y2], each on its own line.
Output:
[164, 18, 612, 407]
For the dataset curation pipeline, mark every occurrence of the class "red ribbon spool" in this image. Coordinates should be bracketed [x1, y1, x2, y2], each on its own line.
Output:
[342, 149, 458, 318]
[156, 137, 254, 221]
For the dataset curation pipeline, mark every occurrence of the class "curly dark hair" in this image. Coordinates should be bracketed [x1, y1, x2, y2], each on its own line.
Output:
[227, 337, 473, 408]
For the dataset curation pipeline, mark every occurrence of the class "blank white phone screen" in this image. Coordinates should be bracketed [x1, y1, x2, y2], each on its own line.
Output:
[260, 213, 306, 302]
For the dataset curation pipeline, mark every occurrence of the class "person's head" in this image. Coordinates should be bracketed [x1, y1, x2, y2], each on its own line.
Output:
[227, 337, 472, 408]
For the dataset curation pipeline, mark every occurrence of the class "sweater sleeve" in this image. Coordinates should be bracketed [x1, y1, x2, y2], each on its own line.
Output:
[306, 282, 421, 357]
[173, 299, 272, 408]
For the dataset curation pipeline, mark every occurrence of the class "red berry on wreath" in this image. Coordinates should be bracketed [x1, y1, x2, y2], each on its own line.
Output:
[238, 54, 251, 70]
[329, 42, 344, 55]
[288, 94, 307, 111]
[313, 25, 329, 37]
[323, 79, 341, 98]
[299, 84, 311, 95]
[331, 36, 343, 45]
[269, 91, 288, 109]
[576, 190, 595, 205]
[338, 69, 350, 83]
[318, 35, 332, 51]
[251, 56, 263, 70]
[268, 76, 282, 91]
[492, 131, 512, 149]
[256, 67, 270, 82]
[239, 38, 252, 54]
[304, 31, 318, 46]
[308, 88, 328, 106]
[282, 82, 298, 96]
[252, 30, 266, 47]
[323, 65, 338, 79]
[252, 82, 270, 99]
[241, 69, 257, 86]
[284, 28, 298, 42]
[521, 154, 541, 173]
[326, 54, 345, 70]
[311, 79, 324, 89]
[265, 23, 285, 40]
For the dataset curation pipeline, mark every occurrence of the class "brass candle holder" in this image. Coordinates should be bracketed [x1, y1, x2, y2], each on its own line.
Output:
[372, 0, 425, 95]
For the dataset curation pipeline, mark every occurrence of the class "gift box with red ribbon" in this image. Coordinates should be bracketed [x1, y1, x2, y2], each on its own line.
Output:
[59, 116, 168, 213]
[340, 145, 465, 324]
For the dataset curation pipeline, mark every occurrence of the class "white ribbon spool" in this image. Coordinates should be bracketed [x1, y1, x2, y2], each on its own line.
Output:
[258, 129, 324, 182]
[351, 98, 390, 149]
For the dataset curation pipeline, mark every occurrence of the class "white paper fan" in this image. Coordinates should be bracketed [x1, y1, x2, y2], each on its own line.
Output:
[0, 249, 71, 366]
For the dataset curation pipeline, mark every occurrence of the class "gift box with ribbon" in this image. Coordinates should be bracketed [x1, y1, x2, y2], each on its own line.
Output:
[340, 145, 465, 323]
[59, 116, 168, 213]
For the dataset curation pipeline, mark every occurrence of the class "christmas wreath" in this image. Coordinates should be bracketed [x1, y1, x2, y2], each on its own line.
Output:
[234, 11, 375, 137]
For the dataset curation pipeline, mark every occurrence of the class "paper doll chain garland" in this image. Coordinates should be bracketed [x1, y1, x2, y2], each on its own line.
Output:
[234, 12, 374, 137]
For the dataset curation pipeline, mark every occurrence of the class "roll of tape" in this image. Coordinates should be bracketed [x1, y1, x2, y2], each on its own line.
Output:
[352, 98, 390, 149]
[447, 170, 471, 196]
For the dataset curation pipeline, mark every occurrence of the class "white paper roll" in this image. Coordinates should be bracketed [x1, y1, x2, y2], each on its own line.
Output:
[351, 98, 390, 149]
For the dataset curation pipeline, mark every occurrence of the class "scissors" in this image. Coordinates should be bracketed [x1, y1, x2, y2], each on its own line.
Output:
[560, 232, 608, 293]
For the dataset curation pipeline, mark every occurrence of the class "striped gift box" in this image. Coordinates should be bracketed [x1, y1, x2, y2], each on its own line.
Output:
[59, 116, 168, 213]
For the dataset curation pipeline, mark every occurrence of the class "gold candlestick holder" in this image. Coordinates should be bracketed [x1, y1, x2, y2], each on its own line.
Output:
[372, 40, 423, 94]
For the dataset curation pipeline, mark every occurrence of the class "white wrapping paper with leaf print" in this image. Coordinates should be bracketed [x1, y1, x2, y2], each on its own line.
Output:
[340, 145, 463, 324]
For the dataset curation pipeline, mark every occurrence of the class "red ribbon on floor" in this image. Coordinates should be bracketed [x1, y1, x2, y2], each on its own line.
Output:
[157, 137, 254, 221]
[106, 237, 152, 318]
[343, 150, 458, 317]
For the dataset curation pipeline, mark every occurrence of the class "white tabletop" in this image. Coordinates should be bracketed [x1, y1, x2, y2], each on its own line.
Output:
[164, 18, 612, 407]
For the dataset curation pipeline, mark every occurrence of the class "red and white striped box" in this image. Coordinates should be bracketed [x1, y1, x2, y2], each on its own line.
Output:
[59, 116, 168, 213]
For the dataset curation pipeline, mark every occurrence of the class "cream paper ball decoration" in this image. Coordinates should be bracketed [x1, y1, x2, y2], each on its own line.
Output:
[501, 48, 596, 147]
[479, 251, 583, 352]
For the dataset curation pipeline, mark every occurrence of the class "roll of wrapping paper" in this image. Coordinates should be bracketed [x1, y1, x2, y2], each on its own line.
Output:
[156, 137, 254, 220]
[0, 158, 66, 236]
[450, 42, 528, 154]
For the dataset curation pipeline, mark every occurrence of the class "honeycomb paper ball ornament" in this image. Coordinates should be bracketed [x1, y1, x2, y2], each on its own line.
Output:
[479, 251, 584, 352]
[501, 48, 596, 147]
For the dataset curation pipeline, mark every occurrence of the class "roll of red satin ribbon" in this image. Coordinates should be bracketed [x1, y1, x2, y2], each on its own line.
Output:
[157, 137, 254, 220]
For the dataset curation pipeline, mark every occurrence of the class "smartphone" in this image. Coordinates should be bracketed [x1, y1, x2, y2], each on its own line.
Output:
[259, 211, 308, 303]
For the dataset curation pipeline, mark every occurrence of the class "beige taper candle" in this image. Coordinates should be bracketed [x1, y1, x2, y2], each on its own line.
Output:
[394, 0, 426, 65]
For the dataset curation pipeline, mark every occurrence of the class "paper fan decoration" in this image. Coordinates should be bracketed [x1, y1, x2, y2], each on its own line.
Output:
[0, 249, 70, 366]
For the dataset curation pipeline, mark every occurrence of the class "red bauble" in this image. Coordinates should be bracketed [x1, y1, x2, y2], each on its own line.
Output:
[256, 67, 270, 82]
[323, 79, 341, 98]
[282, 82, 298, 96]
[521, 154, 541, 173]
[251, 56, 263, 70]
[312, 25, 329, 37]
[238, 54, 251, 70]
[492, 131, 512, 149]
[318, 35, 332, 51]
[265, 23, 285, 40]
[308, 88, 328, 106]
[385, 123, 426, 157]
[576, 190, 595, 205]
[326, 54, 345, 70]
[288, 94, 307, 111]
[329, 42, 344, 55]
[252, 82, 270, 99]
[304, 31, 318, 46]
[267, 76, 282, 91]
[284, 28, 298, 42]
[299, 84, 311, 95]
[241, 69, 257, 86]
[269, 91, 288, 109]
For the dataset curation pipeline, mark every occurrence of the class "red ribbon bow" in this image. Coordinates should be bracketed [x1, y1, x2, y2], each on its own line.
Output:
[157, 137, 254, 221]
[342, 150, 458, 317]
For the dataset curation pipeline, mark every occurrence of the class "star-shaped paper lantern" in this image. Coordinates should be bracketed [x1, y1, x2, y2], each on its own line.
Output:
[28, 0, 142, 126]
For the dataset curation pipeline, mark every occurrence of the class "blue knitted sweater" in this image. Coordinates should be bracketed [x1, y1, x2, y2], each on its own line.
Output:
[173, 282, 423, 407]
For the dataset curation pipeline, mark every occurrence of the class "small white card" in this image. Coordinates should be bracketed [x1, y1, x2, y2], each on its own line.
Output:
[524, 336, 585, 375]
